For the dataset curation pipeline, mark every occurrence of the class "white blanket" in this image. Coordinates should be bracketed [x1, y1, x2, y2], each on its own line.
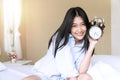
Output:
[1, 57, 120, 80]
[0, 69, 28, 80]
[88, 61, 120, 80]
[0, 62, 7, 71]
[0, 62, 31, 80]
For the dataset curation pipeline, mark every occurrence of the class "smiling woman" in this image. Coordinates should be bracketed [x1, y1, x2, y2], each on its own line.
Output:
[0, 0, 111, 64]
[3, 0, 22, 59]
[20, 0, 111, 63]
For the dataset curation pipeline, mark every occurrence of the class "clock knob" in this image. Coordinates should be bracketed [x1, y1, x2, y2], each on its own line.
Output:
[90, 16, 105, 30]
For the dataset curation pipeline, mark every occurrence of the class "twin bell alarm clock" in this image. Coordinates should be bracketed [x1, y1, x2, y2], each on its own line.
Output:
[89, 16, 105, 40]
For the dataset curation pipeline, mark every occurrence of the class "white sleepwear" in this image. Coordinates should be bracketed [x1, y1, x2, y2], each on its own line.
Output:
[32, 34, 87, 80]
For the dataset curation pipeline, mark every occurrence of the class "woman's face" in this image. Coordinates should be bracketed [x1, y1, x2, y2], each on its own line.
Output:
[71, 16, 87, 44]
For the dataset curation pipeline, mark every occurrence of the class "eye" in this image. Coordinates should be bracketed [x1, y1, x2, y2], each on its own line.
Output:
[81, 22, 85, 26]
[72, 24, 77, 27]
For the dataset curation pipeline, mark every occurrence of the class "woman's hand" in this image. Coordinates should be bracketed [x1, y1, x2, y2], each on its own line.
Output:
[88, 36, 98, 48]
[88, 37, 98, 45]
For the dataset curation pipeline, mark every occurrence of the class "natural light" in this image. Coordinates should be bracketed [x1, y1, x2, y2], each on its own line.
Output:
[3, 0, 22, 59]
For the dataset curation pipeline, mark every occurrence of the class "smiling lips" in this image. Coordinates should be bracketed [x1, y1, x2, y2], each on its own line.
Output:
[76, 31, 85, 36]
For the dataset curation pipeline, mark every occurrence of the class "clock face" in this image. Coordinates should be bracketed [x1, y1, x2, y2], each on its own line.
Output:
[89, 26, 102, 40]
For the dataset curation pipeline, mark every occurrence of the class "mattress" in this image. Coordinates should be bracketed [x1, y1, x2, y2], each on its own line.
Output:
[0, 63, 33, 80]
[92, 55, 120, 72]
[0, 55, 120, 80]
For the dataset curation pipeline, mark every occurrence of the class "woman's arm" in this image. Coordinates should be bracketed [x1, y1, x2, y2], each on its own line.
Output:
[67, 39, 97, 80]
[78, 38, 98, 74]
[22, 75, 41, 80]
[67, 73, 92, 80]
[67, 76, 78, 80]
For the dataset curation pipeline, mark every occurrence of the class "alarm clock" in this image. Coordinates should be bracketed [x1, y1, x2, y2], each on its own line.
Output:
[89, 17, 105, 40]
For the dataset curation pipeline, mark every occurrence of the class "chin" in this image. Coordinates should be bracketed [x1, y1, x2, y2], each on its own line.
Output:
[76, 37, 84, 41]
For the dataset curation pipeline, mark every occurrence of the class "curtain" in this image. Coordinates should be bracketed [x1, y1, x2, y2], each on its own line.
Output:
[3, 0, 22, 59]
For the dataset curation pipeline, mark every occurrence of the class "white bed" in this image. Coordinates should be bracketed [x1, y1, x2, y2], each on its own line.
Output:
[0, 55, 120, 80]
[92, 55, 120, 72]
[0, 63, 33, 80]
[89, 55, 120, 80]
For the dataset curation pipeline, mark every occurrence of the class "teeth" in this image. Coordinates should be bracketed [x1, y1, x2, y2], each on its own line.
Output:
[77, 31, 84, 36]
[77, 33, 83, 36]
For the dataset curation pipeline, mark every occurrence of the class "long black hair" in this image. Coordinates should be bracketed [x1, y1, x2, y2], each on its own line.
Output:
[48, 7, 91, 57]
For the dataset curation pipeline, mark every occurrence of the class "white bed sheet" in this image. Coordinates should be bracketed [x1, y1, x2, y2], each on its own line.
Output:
[0, 55, 120, 80]
[0, 68, 27, 80]
[89, 55, 120, 80]
[92, 55, 120, 72]
[3, 64, 33, 75]
[0, 63, 33, 80]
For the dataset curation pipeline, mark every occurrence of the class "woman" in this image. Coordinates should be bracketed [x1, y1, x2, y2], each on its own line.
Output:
[23, 7, 102, 80]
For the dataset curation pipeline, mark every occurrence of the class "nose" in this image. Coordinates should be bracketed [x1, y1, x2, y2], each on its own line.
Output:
[78, 27, 81, 32]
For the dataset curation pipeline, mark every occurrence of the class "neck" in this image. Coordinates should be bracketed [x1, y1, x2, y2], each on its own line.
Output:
[75, 40, 83, 45]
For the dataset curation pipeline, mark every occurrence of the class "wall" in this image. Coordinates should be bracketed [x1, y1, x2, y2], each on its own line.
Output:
[111, 0, 120, 55]
[21, 0, 111, 63]
[0, 0, 111, 63]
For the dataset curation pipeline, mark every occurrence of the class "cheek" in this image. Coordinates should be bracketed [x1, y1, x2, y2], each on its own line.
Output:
[82, 27, 87, 34]
[80, 27, 87, 37]
[71, 26, 87, 34]
[82, 26, 87, 31]
[71, 27, 76, 33]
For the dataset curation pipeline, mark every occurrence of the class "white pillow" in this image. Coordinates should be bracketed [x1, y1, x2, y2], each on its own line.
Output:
[92, 55, 120, 72]
[88, 61, 120, 80]
[0, 62, 7, 71]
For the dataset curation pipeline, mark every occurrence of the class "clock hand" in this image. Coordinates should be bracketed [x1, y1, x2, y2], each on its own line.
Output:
[94, 32, 97, 36]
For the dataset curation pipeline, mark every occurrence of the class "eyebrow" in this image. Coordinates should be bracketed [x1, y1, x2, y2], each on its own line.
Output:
[73, 21, 84, 24]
